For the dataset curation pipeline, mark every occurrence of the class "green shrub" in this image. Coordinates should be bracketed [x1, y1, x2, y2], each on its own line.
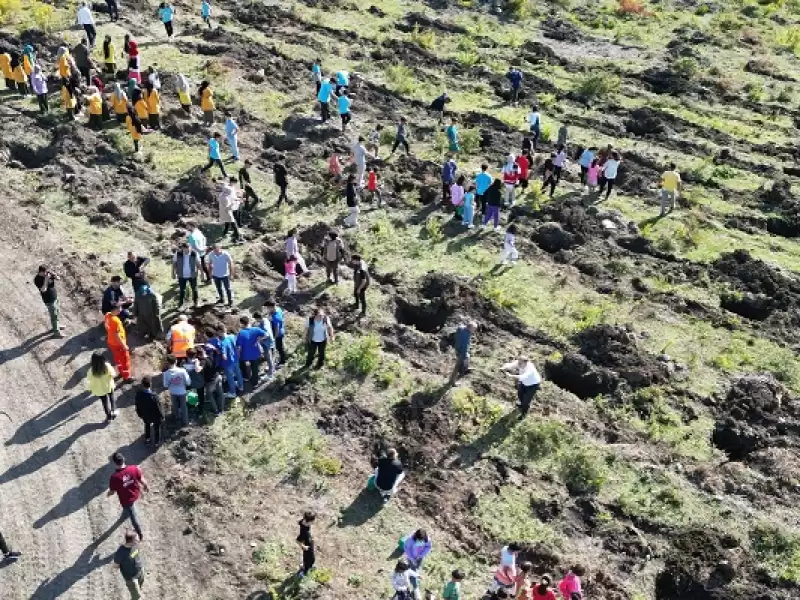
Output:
[451, 387, 504, 429]
[574, 73, 620, 102]
[751, 523, 800, 583]
[385, 64, 418, 96]
[252, 541, 286, 582]
[457, 50, 479, 67]
[744, 82, 765, 103]
[503, 419, 576, 461]
[342, 334, 382, 376]
[559, 448, 608, 495]
[672, 57, 699, 79]
[506, 0, 534, 20]
[424, 216, 445, 242]
[410, 25, 435, 50]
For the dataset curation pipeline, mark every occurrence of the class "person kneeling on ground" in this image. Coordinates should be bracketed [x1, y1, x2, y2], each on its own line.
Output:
[372, 447, 405, 504]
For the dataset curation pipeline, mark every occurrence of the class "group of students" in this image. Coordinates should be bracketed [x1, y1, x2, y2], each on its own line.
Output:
[387, 539, 586, 600]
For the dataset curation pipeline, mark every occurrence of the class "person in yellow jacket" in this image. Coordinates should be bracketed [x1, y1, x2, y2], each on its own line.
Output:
[86, 351, 118, 422]
[10, 53, 27, 97]
[144, 80, 160, 129]
[133, 87, 149, 123]
[0, 52, 14, 91]
[61, 81, 77, 119]
[56, 46, 71, 84]
[102, 35, 116, 75]
[166, 314, 195, 360]
[198, 80, 214, 125]
[176, 73, 191, 115]
[110, 83, 128, 123]
[126, 105, 144, 153]
[87, 86, 103, 129]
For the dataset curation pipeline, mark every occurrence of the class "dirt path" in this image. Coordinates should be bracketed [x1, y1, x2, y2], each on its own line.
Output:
[0, 203, 224, 598]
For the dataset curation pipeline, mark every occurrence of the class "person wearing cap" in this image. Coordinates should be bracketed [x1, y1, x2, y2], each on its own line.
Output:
[166, 314, 195, 361]
[501, 356, 541, 419]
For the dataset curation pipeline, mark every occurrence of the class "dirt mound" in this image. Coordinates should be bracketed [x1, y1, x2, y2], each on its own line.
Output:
[760, 178, 795, 209]
[712, 375, 800, 461]
[392, 387, 453, 469]
[534, 222, 581, 252]
[546, 325, 671, 398]
[713, 250, 800, 296]
[394, 273, 547, 345]
[541, 16, 584, 42]
[640, 67, 697, 95]
[624, 107, 671, 136]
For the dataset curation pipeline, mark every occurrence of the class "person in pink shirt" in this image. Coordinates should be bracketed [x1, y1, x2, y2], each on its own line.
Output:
[450, 175, 465, 218]
[558, 565, 585, 599]
[328, 153, 343, 183]
[586, 159, 600, 194]
[284, 255, 298, 294]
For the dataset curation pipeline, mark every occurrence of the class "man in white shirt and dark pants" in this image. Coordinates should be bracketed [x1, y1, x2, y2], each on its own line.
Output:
[209, 244, 235, 307]
[76, 2, 96, 48]
[502, 356, 541, 420]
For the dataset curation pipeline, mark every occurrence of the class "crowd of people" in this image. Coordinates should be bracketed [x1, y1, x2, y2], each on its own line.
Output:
[9, 1, 692, 597]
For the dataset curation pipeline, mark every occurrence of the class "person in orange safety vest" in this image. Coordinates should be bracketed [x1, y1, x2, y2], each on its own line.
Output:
[167, 314, 195, 360]
[105, 305, 132, 382]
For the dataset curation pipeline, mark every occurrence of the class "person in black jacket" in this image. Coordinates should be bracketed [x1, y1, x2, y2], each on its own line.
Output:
[482, 179, 503, 229]
[239, 159, 261, 212]
[343, 174, 359, 228]
[429, 92, 450, 125]
[273, 162, 289, 207]
[135, 377, 163, 446]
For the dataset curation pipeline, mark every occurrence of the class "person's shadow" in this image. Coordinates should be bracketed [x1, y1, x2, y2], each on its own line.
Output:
[33, 438, 154, 530]
[337, 486, 383, 528]
[0, 331, 51, 366]
[30, 515, 124, 599]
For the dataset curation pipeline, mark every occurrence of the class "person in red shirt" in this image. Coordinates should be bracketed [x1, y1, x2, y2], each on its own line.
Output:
[531, 575, 557, 600]
[107, 452, 149, 540]
[367, 166, 382, 206]
[515, 150, 531, 191]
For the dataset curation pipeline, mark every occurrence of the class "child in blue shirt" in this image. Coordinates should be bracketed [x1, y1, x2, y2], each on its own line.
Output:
[201, 0, 211, 28]
[338, 92, 352, 131]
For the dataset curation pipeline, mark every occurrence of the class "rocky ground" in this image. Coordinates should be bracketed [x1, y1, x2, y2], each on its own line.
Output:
[2, 0, 800, 598]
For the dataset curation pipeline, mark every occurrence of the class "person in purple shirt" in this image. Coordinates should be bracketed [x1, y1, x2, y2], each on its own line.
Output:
[30, 64, 48, 114]
[441, 156, 457, 203]
[403, 528, 433, 596]
[235, 315, 267, 388]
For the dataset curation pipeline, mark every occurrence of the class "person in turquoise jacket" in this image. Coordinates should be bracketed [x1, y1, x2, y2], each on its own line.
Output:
[201, 0, 211, 28]
[224, 114, 239, 161]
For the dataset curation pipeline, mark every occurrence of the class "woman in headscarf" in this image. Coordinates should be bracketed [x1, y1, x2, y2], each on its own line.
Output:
[501, 153, 520, 207]
[61, 79, 77, 119]
[197, 80, 214, 125]
[22, 44, 35, 76]
[10, 52, 27, 96]
[125, 35, 140, 84]
[175, 73, 191, 115]
[126, 102, 143, 153]
[30, 64, 48, 114]
[132, 85, 149, 123]
[0, 50, 12, 90]
[111, 83, 128, 123]
[86, 85, 103, 129]
[56, 46, 71, 85]
[144, 79, 160, 129]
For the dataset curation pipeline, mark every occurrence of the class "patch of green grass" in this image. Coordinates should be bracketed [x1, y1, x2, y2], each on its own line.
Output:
[342, 333, 382, 377]
[451, 386, 504, 438]
[751, 523, 800, 584]
[252, 540, 288, 582]
[212, 405, 341, 482]
[385, 63, 419, 96]
[574, 73, 620, 102]
[475, 486, 560, 544]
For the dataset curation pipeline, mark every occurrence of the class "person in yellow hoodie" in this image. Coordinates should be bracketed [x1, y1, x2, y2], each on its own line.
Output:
[10, 53, 28, 97]
[102, 35, 116, 75]
[0, 51, 14, 91]
[144, 80, 160, 129]
[87, 86, 103, 129]
[86, 351, 118, 422]
[56, 46, 71, 84]
[198, 79, 214, 125]
[126, 104, 144, 153]
[111, 83, 128, 123]
[61, 80, 77, 119]
[176, 73, 191, 116]
[132, 86, 149, 123]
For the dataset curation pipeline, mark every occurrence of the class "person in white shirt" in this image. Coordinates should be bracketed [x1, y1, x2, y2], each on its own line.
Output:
[285, 228, 308, 273]
[599, 150, 622, 200]
[526, 105, 541, 151]
[553, 144, 567, 182]
[76, 2, 96, 47]
[218, 178, 242, 243]
[500, 224, 519, 265]
[305, 308, 334, 369]
[502, 356, 541, 419]
[208, 244, 235, 307]
[187, 223, 209, 282]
